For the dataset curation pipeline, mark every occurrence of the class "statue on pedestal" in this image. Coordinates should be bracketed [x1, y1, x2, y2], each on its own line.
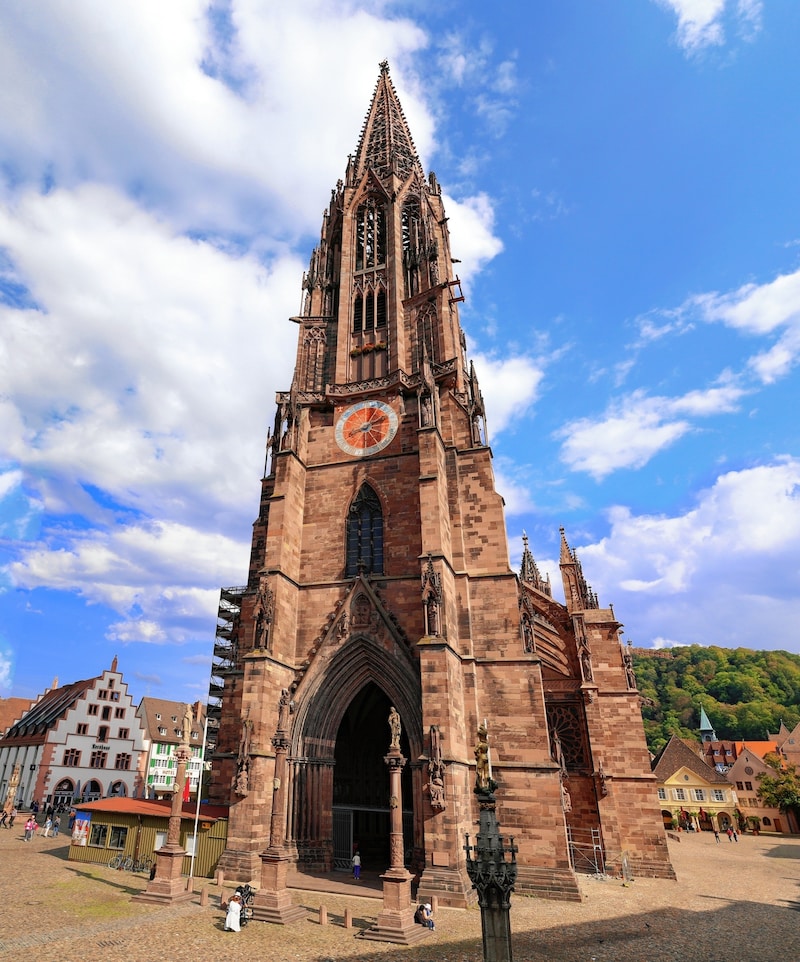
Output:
[388, 707, 401, 750]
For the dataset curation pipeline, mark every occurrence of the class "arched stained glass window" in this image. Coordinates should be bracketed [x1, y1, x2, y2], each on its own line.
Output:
[345, 484, 384, 577]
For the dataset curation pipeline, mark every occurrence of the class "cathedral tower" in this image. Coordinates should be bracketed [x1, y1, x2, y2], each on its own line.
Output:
[209, 63, 673, 902]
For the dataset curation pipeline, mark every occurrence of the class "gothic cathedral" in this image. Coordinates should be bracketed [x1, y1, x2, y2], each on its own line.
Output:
[209, 63, 674, 904]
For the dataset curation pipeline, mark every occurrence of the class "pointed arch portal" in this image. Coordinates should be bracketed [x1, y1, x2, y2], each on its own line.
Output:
[290, 633, 422, 873]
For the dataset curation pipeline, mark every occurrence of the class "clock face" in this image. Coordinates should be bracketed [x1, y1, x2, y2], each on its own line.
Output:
[335, 400, 398, 457]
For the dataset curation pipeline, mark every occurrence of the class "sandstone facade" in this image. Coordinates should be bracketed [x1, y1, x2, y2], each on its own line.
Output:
[208, 63, 674, 904]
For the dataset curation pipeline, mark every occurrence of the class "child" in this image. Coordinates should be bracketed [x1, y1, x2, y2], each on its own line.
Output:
[352, 850, 361, 880]
[224, 893, 242, 932]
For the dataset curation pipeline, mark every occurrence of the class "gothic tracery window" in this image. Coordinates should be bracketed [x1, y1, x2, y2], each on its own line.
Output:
[345, 484, 384, 577]
[402, 197, 422, 297]
[415, 303, 439, 367]
[546, 702, 589, 771]
[301, 327, 326, 392]
[355, 198, 386, 271]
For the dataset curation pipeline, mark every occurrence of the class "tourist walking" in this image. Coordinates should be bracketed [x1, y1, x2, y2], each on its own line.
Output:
[23, 816, 36, 841]
[8, 807, 17, 828]
[42, 816, 53, 837]
[352, 850, 361, 880]
[0, 810, 8, 828]
[51, 814, 60, 837]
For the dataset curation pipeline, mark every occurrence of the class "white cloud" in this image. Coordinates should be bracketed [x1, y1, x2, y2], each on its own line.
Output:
[657, 0, 727, 50]
[556, 382, 746, 479]
[654, 0, 763, 53]
[688, 268, 800, 384]
[577, 458, 800, 647]
[0, 648, 12, 689]
[0, 184, 300, 528]
[9, 520, 248, 643]
[444, 191, 504, 285]
[0, 1, 431, 235]
[493, 461, 537, 517]
[471, 352, 545, 436]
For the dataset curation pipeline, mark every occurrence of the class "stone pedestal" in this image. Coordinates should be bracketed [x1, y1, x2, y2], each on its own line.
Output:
[361, 741, 429, 944]
[250, 851, 307, 924]
[133, 737, 194, 906]
[360, 866, 429, 944]
[132, 845, 194, 905]
[249, 688, 306, 925]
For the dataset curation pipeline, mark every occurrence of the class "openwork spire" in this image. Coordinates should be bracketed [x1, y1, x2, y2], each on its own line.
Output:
[351, 61, 425, 183]
[559, 527, 599, 611]
[520, 532, 551, 597]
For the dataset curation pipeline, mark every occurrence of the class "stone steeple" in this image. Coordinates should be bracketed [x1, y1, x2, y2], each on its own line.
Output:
[289, 60, 472, 430]
[351, 61, 426, 184]
[559, 527, 598, 614]
[210, 61, 674, 902]
[520, 531, 551, 597]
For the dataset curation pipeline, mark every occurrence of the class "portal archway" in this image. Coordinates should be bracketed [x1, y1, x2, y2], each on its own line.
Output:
[332, 682, 413, 871]
[289, 632, 422, 871]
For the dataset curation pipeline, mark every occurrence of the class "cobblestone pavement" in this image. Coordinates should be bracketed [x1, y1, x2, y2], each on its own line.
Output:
[0, 826, 798, 962]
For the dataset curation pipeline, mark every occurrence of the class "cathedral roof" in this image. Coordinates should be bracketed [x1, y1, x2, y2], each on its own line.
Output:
[352, 61, 425, 184]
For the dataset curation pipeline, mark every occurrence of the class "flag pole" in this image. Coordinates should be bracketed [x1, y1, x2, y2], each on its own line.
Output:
[189, 711, 209, 880]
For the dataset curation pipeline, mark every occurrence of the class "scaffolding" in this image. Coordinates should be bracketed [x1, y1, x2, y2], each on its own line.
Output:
[567, 826, 605, 877]
[206, 585, 245, 753]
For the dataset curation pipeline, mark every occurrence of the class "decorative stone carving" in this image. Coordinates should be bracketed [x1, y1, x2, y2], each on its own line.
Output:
[421, 554, 442, 637]
[623, 642, 637, 690]
[426, 725, 446, 810]
[253, 579, 274, 649]
[388, 706, 401, 750]
[234, 717, 253, 797]
[475, 721, 491, 791]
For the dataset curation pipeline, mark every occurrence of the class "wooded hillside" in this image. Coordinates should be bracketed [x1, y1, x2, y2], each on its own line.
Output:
[630, 645, 800, 754]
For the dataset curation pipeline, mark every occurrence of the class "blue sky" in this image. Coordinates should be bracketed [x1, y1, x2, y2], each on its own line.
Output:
[1, 0, 799, 704]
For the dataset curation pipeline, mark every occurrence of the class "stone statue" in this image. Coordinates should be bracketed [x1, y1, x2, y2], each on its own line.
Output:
[623, 643, 637, 689]
[234, 717, 253, 796]
[234, 763, 250, 796]
[475, 721, 491, 791]
[181, 704, 193, 745]
[277, 687, 292, 733]
[388, 706, 401, 750]
[426, 725, 446, 810]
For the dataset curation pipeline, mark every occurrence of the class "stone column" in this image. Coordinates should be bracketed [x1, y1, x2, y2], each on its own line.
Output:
[251, 689, 306, 925]
[361, 710, 428, 945]
[133, 744, 194, 905]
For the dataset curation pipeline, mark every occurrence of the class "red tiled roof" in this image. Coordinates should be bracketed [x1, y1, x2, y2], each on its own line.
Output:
[2, 679, 95, 743]
[651, 734, 730, 784]
[75, 797, 228, 821]
[0, 697, 34, 735]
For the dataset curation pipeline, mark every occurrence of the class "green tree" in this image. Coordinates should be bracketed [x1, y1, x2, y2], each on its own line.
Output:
[757, 755, 800, 824]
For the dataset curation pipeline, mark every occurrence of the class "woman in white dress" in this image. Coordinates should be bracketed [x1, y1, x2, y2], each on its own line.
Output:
[224, 893, 242, 932]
